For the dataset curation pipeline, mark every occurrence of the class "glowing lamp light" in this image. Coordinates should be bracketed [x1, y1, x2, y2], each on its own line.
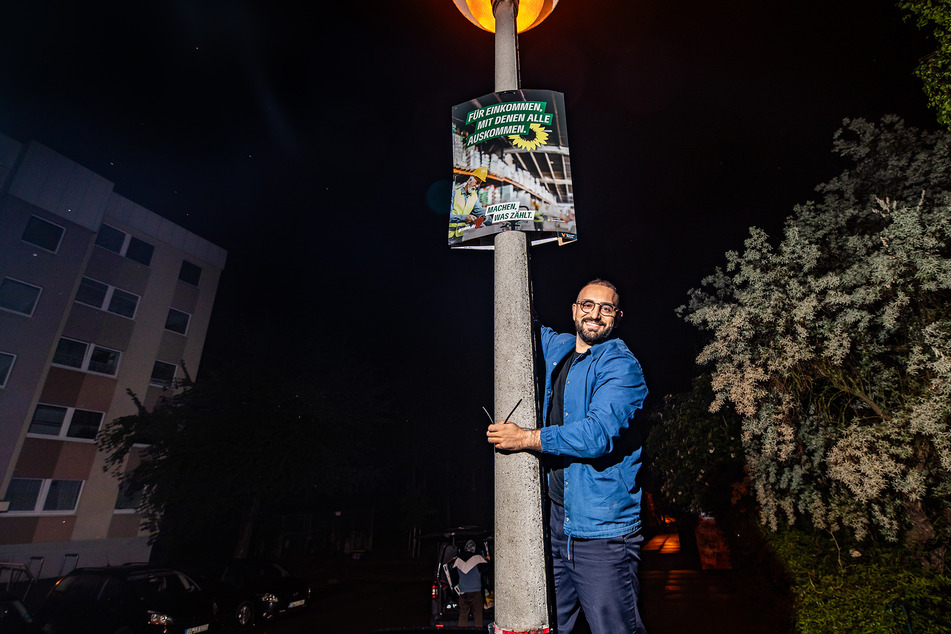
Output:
[453, 0, 559, 33]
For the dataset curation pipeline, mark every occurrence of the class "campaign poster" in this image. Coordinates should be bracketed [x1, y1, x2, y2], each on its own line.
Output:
[449, 89, 577, 249]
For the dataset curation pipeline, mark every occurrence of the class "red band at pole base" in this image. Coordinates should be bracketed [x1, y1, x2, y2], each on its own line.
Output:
[490, 624, 550, 634]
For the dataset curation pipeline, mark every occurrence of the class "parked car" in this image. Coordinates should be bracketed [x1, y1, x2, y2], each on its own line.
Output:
[195, 560, 310, 627]
[34, 565, 214, 634]
[0, 591, 41, 633]
[429, 526, 493, 627]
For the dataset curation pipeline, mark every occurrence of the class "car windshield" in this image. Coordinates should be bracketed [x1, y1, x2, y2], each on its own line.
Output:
[128, 572, 199, 599]
[226, 562, 289, 585]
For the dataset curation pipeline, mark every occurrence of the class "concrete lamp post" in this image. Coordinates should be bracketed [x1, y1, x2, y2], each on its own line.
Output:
[452, 1, 559, 633]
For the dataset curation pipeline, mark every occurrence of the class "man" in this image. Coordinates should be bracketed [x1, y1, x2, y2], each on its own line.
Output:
[449, 166, 489, 244]
[452, 539, 489, 628]
[486, 279, 649, 634]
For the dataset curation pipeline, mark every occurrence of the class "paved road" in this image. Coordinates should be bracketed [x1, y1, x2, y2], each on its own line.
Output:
[215, 523, 791, 634]
[217, 558, 434, 634]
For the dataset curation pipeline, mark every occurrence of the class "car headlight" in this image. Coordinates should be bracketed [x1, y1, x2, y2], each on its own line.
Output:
[148, 611, 173, 625]
[258, 593, 279, 604]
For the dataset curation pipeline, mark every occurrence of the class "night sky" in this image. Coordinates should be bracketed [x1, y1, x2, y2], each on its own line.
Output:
[0, 0, 936, 493]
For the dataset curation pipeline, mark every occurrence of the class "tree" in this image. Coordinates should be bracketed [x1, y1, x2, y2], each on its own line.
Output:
[98, 357, 389, 562]
[900, 0, 951, 129]
[680, 116, 951, 565]
[643, 374, 746, 518]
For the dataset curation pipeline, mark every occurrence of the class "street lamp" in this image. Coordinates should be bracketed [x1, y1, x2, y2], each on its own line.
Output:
[451, 1, 561, 633]
[452, 0, 559, 33]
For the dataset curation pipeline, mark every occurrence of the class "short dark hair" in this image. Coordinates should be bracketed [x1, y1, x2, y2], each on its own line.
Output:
[579, 278, 620, 308]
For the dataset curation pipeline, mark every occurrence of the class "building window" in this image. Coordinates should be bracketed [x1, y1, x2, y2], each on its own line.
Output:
[0, 352, 14, 388]
[6, 478, 83, 513]
[75, 277, 107, 307]
[125, 237, 154, 266]
[68, 409, 105, 439]
[44, 480, 83, 511]
[75, 277, 139, 318]
[52, 338, 87, 368]
[164, 308, 190, 335]
[27, 404, 66, 435]
[115, 481, 144, 511]
[0, 277, 42, 316]
[22, 215, 65, 253]
[150, 361, 177, 388]
[52, 338, 121, 376]
[88, 346, 121, 375]
[94, 223, 154, 266]
[27, 404, 103, 440]
[178, 261, 202, 286]
[95, 224, 125, 253]
[6, 479, 42, 511]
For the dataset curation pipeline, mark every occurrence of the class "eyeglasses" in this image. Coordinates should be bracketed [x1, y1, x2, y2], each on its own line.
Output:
[575, 300, 618, 316]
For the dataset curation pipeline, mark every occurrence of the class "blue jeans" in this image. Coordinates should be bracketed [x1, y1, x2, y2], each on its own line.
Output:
[549, 502, 647, 634]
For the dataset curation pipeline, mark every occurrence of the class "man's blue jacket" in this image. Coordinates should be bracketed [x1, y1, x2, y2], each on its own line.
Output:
[538, 325, 649, 539]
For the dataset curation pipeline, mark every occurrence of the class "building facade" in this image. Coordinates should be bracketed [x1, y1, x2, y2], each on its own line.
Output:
[0, 133, 226, 578]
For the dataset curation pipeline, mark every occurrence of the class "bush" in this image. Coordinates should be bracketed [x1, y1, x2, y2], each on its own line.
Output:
[768, 528, 951, 633]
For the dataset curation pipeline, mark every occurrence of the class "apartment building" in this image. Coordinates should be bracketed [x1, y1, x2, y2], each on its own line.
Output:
[0, 133, 227, 577]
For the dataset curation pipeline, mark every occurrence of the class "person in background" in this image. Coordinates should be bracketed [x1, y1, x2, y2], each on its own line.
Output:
[452, 539, 489, 628]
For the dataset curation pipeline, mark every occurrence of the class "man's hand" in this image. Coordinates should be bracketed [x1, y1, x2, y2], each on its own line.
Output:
[487, 421, 541, 451]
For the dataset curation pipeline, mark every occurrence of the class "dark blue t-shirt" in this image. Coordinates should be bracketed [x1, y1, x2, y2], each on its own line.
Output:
[547, 348, 580, 506]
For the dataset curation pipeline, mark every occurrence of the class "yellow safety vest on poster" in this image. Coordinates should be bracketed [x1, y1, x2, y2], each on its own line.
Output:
[449, 89, 577, 250]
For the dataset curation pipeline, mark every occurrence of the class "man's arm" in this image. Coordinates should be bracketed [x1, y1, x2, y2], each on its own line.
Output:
[539, 349, 648, 459]
[470, 196, 486, 217]
[487, 422, 540, 451]
[485, 326, 569, 452]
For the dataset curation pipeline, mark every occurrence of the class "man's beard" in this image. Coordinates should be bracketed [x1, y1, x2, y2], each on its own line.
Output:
[575, 315, 614, 346]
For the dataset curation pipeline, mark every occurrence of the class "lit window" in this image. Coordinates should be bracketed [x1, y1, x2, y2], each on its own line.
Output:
[0, 277, 42, 316]
[0, 352, 14, 388]
[164, 308, 190, 335]
[22, 215, 65, 252]
[179, 261, 202, 286]
[94, 224, 154, 267]
[27, 404, 103, 440]
[150, 361, 177, 388]
[52, 338, 121, 376]
[6, 478, 82, 513]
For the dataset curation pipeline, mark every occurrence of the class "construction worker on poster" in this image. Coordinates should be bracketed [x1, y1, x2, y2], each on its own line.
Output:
[448, 166, 490, 245]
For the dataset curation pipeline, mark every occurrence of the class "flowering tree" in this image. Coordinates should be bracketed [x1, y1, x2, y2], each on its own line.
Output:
[680, 117, 951, 563]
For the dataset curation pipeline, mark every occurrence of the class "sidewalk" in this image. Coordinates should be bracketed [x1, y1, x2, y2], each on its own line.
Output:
[639, 523, 793, 634]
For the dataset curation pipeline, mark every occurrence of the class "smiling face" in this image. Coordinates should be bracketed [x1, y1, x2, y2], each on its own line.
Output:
[572, 283, 622, 351]
[464, 175, 482, 193]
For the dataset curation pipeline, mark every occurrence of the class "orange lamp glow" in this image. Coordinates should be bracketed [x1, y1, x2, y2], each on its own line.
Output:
[453, 0, 559, 33]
